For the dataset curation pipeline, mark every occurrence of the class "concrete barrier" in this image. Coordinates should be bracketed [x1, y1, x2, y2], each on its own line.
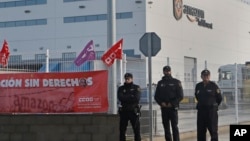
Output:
[0, 114, 119, 141]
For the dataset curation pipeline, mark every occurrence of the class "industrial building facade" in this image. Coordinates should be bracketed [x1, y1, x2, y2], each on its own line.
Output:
[1, 0, 250, 96]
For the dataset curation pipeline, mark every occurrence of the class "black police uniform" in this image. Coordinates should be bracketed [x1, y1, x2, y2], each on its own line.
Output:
[154, 73, 183, 141]
[195, 73, 222, 141]
[118, 73, 141, 141]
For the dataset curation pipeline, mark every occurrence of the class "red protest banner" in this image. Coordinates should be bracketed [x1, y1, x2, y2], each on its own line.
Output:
[0, 71, 108, 114]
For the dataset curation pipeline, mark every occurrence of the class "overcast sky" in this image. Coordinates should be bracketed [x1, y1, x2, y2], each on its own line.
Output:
[241, 0, 250, 4]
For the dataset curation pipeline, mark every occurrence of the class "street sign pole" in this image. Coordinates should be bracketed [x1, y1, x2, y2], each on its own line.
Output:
[235, 63, 239, 124]
[139, 32, 161, 141]
[147, 33, 153, 141]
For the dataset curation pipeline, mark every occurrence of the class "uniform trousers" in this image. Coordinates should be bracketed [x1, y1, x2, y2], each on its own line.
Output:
[197, 108, 218, 141]
[161, 107, 180, 141]
[119, 110, 141, 141]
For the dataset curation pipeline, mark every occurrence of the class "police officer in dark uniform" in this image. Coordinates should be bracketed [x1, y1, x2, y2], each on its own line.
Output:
[154, 66, 183, 141]
[118, 73, 141, 141]
[195, 69, 222, 141]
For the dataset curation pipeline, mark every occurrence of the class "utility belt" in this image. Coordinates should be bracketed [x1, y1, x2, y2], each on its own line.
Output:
[196, 103, 219, 110]
[118, 104, 142, 116]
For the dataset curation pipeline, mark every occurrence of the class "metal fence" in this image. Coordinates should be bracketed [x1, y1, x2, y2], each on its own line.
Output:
[2, 50, 250, 138]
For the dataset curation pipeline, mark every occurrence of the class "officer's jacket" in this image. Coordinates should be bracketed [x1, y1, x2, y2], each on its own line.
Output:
[195, 81, 222, 109]
[118, 82, 141, 111]
[154, 76, 184, 108]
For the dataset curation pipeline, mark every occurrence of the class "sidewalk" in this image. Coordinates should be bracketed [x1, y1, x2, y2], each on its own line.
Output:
[152, 124, 229, 141]
[153, 122, 250, 141]
[139, 105, 250, 141]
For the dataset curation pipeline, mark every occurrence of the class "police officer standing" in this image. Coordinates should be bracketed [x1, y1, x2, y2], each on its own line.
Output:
[154, 66, 183, 141]
[195, 69, 222, 141]
[118, 73, 141, 141]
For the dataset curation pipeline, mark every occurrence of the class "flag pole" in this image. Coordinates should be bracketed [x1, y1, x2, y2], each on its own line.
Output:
[123, 53, 127, 74]
[46, 49, 49, 73]
[107, 0, 117, 114]
[120, 54, 123, 86]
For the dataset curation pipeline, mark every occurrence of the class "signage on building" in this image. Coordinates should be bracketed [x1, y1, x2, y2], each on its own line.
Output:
[173, 0, 213, 29]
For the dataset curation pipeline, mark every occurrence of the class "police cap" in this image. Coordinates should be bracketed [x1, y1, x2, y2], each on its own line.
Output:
[124, 73, 133, 78]
[201, 69, 210, 76]
[163, 66, 171, 72]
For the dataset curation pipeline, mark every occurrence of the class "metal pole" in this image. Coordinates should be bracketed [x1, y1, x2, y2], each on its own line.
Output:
[120, 55, 123, 86]
[235, 63, 239, 123]
[46, 49, 49, 73]
[205, 60, 207, 69]
[147, 33, 153, 141]
[120, 53, 127, 86]
[123, 53, 127, 74]
[107, 0, 117, 114]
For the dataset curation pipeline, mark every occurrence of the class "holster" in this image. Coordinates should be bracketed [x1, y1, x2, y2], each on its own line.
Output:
[134, 105, 142, 116]
[119, 105, 142, 116]
[118, 107, 123, 115]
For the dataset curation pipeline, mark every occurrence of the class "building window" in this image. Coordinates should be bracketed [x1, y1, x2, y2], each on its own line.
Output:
[64, 12, 133, 23]
[9, 55, 22, 63]
[36, 0, 47, 4]
[16, 21, 26, 27]
[64, 17, 75, 23]
[5, 2, 15, 7]
[62, 52, 76, 60]
[63, 0, 87, 2]
[26, 20, 37, 26]
[35, 54, 46, 60]
[219, 71, 232, 80]
[0, 0, 47, 8]
[36, 19, 47, 25]
[0, 22, 4, 28]
[86, 15, 97, 21]
[95, 51, 104, 60]
[0, 19, 47, 28]
[15, 1, 26, 6]
[5, 22, 15, 27]
[26, 0, 36, 6]
[75, 16, 86, 22]
[119, 12, 133, 19]
[97, 14, 107, 20]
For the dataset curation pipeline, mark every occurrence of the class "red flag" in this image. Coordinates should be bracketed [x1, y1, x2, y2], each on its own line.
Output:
[101, 38, 123, 67]
[0, 40, 10, 67]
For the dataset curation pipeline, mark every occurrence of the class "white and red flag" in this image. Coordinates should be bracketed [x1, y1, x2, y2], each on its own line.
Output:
[101, 38, 123, 67]
[74, 40, 95, 66]
[0, 40, 10, 67]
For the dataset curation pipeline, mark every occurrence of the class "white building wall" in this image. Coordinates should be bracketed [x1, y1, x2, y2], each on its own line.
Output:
[0, 0, 250, 89]
[144, 0, 250, 85]
[0, 0, 146, 56]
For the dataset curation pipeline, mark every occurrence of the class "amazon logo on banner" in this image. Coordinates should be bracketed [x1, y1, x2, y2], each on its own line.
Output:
[173, 0, 213, 29]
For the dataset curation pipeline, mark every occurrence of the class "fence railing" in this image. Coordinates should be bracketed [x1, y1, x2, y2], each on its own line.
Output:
[3, 51, 250, 137]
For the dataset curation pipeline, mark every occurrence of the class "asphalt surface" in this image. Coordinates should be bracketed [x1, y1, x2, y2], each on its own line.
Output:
[183, 132, 229, 141]
[128, 104, 250, 141]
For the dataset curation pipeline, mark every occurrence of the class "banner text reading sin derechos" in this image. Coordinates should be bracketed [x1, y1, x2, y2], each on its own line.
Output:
[0, 78, 93, 88]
